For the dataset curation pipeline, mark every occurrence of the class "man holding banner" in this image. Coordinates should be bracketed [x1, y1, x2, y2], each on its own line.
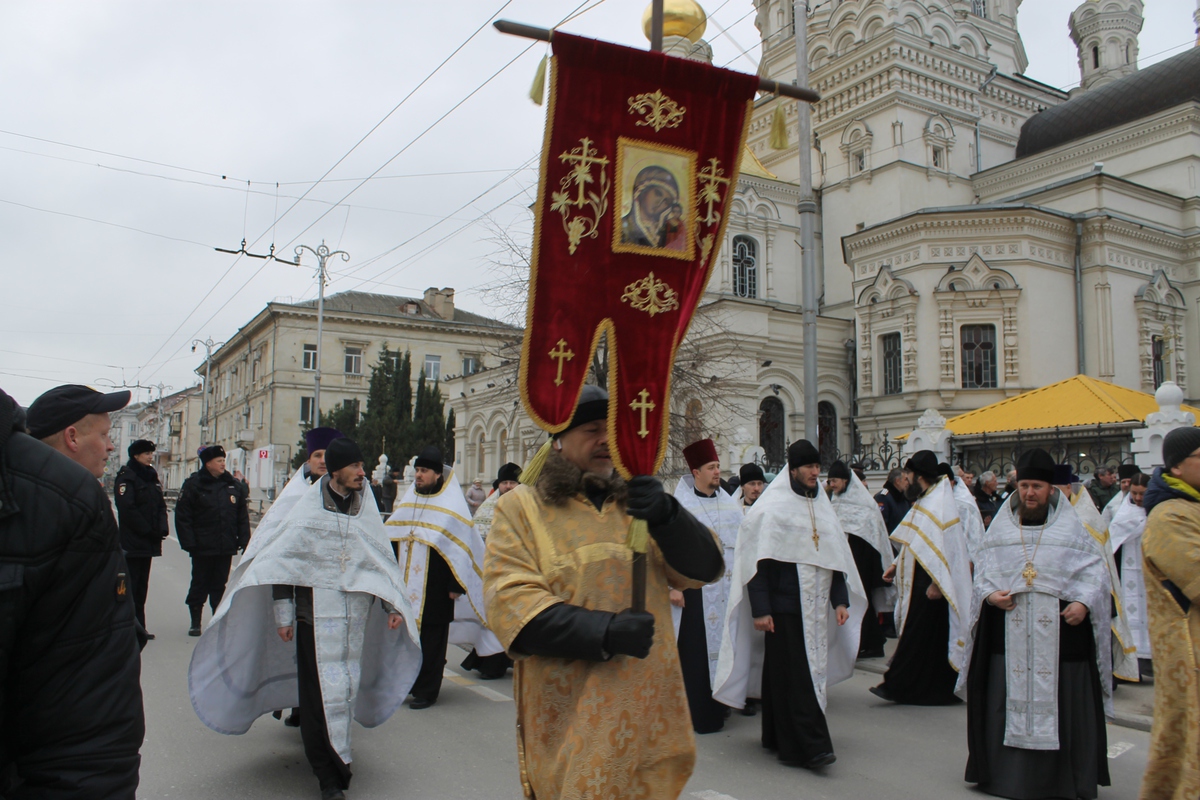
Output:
[483, 386, 723, 799]
[482, 20, 774, 798]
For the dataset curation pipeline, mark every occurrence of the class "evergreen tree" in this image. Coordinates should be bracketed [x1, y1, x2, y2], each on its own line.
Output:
[444, 407, 456, 465]
[290, 403, 360, 469]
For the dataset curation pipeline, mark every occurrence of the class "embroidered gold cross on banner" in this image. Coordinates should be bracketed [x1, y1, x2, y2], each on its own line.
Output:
[697, 158, 731, 226]
[549, 339, 574, 386]
[630, 389, 655, 438]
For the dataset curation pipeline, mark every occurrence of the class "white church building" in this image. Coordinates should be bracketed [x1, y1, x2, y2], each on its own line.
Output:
[449, 0, 1200, 482]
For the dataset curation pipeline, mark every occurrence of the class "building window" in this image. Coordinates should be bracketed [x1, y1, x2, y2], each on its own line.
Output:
[302, 344, 317, 371]
[971, 0, 986, 16]
[344, 346, 363, 375]
[300, 396, 315, 425]
[1092, 46, 1100, 69]
[1152, 335, 1165, 388]
[931, 146, 944, 169]
[476, 433, 486, 476]
[852, 149, 866, 174]
[961, 324, 998, 389]
[732, 235, 758, 299]
[462, 355, 479, 375]
[424, 354, 441, 382]
[129, 421, 137, 436]
[882, 332, 903, 395]
[818, 401, 838, 468]
[759, 397, 785, 472]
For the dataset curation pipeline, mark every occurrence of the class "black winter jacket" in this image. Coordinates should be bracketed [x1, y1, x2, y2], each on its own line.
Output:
[175, 468, 250, 556]
[113, 461, 169, 557]
[0, 388, 144, 798]
[874, 481, 912, 534]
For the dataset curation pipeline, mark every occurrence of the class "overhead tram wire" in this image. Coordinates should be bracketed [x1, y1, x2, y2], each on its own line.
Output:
[131, 0, 527, 384]
[0, 197, 213, 249]
[273, 0, 603, 254]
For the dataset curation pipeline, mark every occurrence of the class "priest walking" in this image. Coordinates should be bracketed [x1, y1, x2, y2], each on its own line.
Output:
[671, 438, 742, 733]
[872, 450, 972, 705]
[189, 437, 423, 800]
[959, 447, 1113, 800]
[714, 440, 865, 769]
[827, 460, 893, 659]
[483, 386, 724, 799]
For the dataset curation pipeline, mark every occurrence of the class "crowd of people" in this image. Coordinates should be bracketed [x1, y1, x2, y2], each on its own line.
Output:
[1, 380, 1198, 800]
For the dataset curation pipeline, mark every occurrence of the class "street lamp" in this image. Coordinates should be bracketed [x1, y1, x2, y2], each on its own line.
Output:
[293, 241, 349, 419]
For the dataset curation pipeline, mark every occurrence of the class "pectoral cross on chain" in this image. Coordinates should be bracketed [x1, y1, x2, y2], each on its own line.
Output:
[630, 389, 655, 439]
[1022, 561, 1038, 587]
[337, 547, 352, 574]
[549, 339, 574, 387]
[812, 531, 820, 551]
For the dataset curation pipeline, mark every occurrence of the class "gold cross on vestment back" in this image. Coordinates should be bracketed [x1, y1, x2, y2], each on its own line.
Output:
[549, 339, 574, 386]
[630, 389, 656, 438]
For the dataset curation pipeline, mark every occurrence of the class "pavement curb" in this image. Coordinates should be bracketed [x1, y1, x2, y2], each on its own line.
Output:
[852, 660, 1153, 732]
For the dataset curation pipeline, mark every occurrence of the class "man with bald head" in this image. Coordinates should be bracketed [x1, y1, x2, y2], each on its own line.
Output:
[26, 384, 131, 479]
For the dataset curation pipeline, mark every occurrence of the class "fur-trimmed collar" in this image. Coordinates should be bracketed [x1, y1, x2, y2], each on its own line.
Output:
[537, 449, 627, 508]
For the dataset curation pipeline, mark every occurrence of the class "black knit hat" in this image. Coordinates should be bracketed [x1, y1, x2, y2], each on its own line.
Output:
[1163, 427, 1200, 470]
[739, 463, 766, 484]
[324, 438, 365, 474]
[1016, 448, 1056, 484]
[497, 462, 522, 483]
[1117, 463, 1143, 481]
[414, 445, 444, 473]
[787, 439, 820, 469]
[905, 450, 939, 481]
[557, 385, 608, 436]
[199, 445, 226, 464]
[128, 439, 156, 458]
[827, 460, 851, 481]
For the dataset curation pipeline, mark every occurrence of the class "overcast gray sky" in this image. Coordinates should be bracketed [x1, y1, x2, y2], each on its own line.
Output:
[1, 0, 1194, 407]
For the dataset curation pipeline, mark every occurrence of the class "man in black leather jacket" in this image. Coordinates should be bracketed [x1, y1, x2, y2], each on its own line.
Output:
[114, 440, 169, 638]
[175, 445, 250, 635]
[0, 387, 144, 798]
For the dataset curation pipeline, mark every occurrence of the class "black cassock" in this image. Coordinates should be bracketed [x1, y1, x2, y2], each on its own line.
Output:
[677, 586, 725, 733]
[965, 601, 1109, 800]
[389, 543, 465, 704]
[879, 561, 960, 705]
[750, 559, 848, 764]
[847, 534, 887, 655]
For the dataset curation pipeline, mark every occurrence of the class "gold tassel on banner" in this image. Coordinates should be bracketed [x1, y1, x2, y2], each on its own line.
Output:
[625, 519, 650, 554]
[769, 101, 789, 150]
[529, 55, 548, 105]
[519, 439, 554, 485]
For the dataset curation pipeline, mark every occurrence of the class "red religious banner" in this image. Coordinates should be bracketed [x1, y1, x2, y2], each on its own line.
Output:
[519, 32, 759, 478]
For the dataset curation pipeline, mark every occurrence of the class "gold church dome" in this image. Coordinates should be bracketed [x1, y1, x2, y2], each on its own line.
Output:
[642, 0, 707, 43]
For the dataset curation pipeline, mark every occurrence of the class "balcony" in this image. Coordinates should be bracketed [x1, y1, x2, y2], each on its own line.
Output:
[235, 430, 256, 449]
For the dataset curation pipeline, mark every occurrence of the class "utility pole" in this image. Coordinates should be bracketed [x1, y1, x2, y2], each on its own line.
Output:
[192, 337, 224, 443]
[794, 0, 819, 443]
[293, 241, 349, 421]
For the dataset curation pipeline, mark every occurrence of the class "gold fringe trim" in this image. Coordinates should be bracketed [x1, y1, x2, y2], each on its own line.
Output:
[769, 102, 788, 150]
[519, 439, 554, 485]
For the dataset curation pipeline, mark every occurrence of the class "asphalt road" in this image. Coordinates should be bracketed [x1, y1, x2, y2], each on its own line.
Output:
[136, 533, 1150, 799]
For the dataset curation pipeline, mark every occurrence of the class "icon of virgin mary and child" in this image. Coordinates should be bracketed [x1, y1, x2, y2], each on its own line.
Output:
[620, 165, 688, 252]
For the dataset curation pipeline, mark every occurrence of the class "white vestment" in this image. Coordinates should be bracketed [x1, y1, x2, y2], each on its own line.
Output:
[891, 476, 973, 673]
[713, 472, 867, 711]
[385, 467, 504, 657]
[957, 493, 1113, 749]
[671, 476, 742, 685]
[829, 472, 897, 612]
[189, 478, 423, 763]
[1069, 487, 1140, 680]
[1100, 489, 1126, 532]
[1108, 494, 1152, 659]
[243, 466, 312, 558]
[472, 489, 500, 540]
[952, 478, 987, 562]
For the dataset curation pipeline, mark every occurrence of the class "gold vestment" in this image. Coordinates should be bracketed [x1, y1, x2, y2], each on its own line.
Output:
[1141, 496, 1200, 800]
[484, 483, 711, 800]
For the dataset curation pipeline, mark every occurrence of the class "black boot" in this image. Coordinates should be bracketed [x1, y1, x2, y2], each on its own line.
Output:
[188, 605, 203, 637]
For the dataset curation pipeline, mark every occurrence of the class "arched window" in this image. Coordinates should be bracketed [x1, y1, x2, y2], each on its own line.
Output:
[759, 397, 785, 471]
[499, 429, 508, 463]
[817, 402, 838, 467]
[1092, 46, 1100, 69]
[476, 432, 486, 476]
[961, 324, 998, 388]
[732, 235, 758, 299]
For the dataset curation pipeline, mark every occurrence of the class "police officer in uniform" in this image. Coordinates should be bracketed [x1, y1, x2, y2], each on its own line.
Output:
[175, 445, 250, 635]
[114, 439, 169, 639]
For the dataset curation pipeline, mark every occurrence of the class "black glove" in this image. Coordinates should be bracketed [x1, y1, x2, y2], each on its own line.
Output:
[604, 609, 655, 659]
[626, 476, 674, 526]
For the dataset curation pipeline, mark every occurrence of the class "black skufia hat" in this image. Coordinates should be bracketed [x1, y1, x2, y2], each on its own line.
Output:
[787, 439, 820, 469]
[414, 445, 444, 473]
[905, 450, 940, 481]
[1016, 448, 1056, 484]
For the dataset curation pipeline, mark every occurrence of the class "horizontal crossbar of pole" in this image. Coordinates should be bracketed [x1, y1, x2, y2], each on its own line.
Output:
[493, 19, 821, 104]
